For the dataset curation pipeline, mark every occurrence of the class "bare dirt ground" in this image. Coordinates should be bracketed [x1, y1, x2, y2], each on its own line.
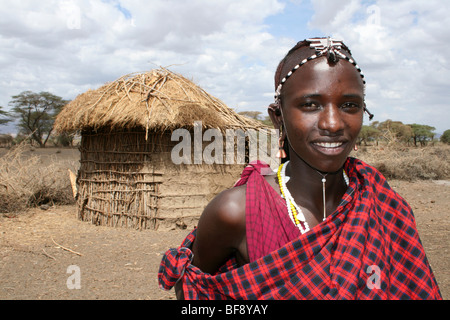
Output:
[0, 205, 187, 300]
[0, 180, 448, 300]
[0, 148, 448, 300]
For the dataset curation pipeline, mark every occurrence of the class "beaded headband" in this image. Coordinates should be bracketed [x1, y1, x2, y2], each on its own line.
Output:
[273, 37, 373, 120]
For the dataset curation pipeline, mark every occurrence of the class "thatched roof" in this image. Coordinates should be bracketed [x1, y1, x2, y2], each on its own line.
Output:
[54, 68, 265, 134]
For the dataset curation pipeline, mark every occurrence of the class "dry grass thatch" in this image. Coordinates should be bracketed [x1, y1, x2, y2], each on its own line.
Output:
[54, 68, 264, 135]
[52, 68, 268, 230]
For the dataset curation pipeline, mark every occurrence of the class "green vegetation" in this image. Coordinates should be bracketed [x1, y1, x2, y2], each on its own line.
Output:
[0, 106, 11, 126]
[238, 111, 445, 148]
[357, 120, 438, 147]
[9, 91, 69, 147]
[441, 130, 450, 144]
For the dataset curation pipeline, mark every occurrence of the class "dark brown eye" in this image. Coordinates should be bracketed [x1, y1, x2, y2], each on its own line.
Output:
[301, 102, 320, 110]
[341, 102, 361, 110]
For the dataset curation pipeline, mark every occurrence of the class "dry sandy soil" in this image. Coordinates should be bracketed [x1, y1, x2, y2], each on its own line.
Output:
[0, 204, 186, 300]
[0, 149, 448, 300]
[0, 180, 448, 300]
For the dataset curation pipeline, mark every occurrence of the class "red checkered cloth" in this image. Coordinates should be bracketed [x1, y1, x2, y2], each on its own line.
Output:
[158, 158, 442, 300]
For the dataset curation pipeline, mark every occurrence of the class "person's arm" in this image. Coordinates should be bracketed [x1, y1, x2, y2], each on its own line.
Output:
[175, 185, 247, 299]
[192, 185, 247, 273]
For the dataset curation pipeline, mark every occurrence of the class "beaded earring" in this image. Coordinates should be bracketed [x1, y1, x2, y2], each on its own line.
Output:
[276, 125, 287, 159]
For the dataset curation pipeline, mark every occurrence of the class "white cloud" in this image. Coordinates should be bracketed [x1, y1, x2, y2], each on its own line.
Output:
[308, 0, 450, 132]
[0, 0, 287, 126]
[0, 0, 448, 136]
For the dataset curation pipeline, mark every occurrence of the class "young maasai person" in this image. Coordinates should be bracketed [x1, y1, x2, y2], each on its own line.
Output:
[158, 37, 442, 300]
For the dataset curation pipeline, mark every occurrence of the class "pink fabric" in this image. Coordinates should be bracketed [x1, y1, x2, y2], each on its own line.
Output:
[234, 160, 300, 262]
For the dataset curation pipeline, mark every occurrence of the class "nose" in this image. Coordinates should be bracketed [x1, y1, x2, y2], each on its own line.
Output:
[317, 104, 344, 135]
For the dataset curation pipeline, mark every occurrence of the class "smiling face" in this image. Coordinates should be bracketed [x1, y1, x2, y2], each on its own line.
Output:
[279, 54, 365, 173]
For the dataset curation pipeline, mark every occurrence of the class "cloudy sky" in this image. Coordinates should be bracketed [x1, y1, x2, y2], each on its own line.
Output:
[1, 0, 449, 134]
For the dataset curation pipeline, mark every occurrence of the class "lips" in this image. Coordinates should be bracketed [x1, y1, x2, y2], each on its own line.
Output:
[311, 140, 348, 155]
[313, 141, 344, 148]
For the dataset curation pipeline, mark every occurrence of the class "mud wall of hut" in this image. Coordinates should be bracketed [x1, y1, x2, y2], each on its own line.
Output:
[76, 129, 245, 230]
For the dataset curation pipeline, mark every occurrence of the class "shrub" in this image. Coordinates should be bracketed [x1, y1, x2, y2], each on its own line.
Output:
[441, 130, 450, 144]
[0, 143, 77, 214]
[355, 144, 450, 181]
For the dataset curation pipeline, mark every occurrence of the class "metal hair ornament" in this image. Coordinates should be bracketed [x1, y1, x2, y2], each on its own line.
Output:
[274, 37, 374, 120]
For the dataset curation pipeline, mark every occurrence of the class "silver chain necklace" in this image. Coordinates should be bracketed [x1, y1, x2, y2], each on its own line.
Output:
[277, 161, 349, 234]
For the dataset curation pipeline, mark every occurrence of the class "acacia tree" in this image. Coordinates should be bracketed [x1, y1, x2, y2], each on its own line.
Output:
[238, 111, 263, 120]
[377, 120, 413, 145]
[409, 123, 436, 147]
[441, 129, 450, 144]
[358, 125, 381, 146]
[238, 111, 274, 127]
[9, 91, 69, 147]
[0, 106, 11, 126]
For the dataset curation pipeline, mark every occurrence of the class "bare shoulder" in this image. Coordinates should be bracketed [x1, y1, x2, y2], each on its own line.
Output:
[204, 185, 247, 226]
[196, 185, 247, 244]
[191, 184, 247, 274]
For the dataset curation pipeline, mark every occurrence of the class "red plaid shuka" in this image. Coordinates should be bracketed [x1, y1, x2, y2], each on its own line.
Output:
[158, 158, 442, 300]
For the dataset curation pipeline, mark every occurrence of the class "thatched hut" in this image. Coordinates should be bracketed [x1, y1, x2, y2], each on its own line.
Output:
[54, 68, 268, 230]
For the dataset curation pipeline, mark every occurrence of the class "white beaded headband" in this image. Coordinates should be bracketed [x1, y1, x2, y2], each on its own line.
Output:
[274, 37, 373, 120]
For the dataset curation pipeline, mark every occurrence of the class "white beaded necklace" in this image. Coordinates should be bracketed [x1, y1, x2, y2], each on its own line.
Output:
[277, 161, 349, 234]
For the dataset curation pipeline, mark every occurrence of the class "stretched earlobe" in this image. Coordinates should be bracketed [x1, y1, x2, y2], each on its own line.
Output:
[364, 105, 374, 120]
[267, 103, 283, 129]
[275, 108, 281, 116]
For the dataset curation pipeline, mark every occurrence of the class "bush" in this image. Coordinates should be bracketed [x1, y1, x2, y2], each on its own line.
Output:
[441, 130, 450, 144]
[355, 144, 450, 181]
[0, 143, 77, 214]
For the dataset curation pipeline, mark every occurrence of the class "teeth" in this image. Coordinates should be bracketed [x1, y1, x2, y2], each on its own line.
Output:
[315, 142, 343, 148]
